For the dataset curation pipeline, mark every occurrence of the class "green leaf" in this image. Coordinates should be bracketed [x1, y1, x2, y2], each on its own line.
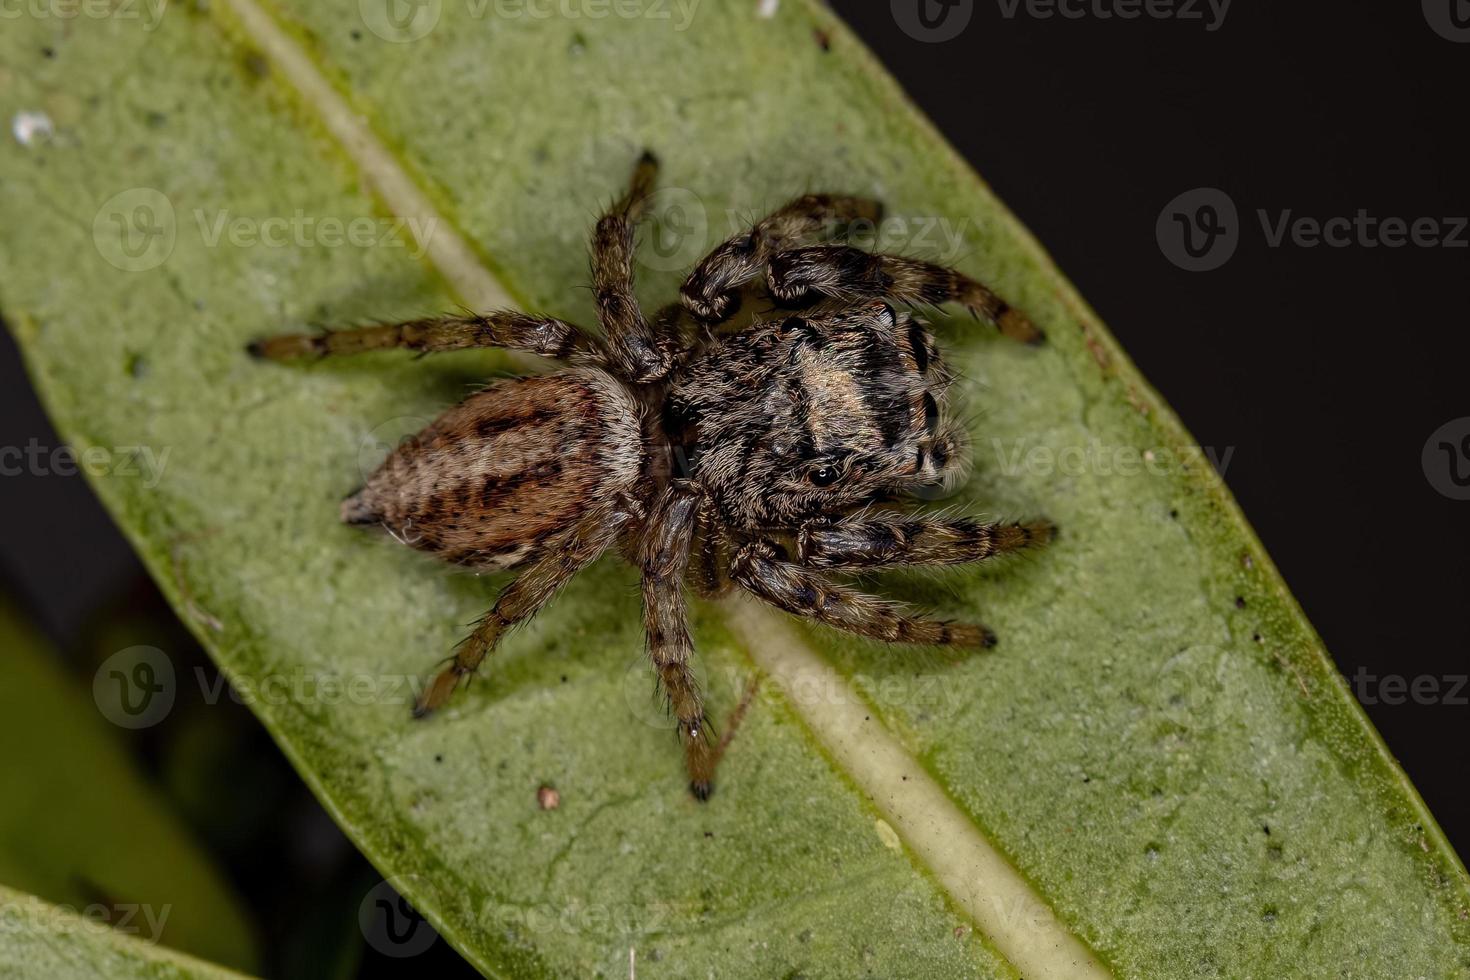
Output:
[0, 882, 250, 980]
[2, 2, 1466, 978]
[0, 604, 259, 972]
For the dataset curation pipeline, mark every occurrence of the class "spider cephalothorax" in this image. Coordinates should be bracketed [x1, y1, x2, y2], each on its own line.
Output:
[666, 301, 967, 530]
[251, 153, 1052, 800]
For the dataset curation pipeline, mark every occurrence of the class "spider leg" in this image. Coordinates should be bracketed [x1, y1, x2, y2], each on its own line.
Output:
[796, 514, 1054, 570]
[641, 483, 718, 799]
[767, 244, 1044, 345]
[590, 151, 675, 383]
[247, 310, 609, 364]
[681, 193, 883, 324]
[689, 495, 732, 598]
[729, 540, 995, 648]
[648, 301, 704, 366]
[412, 508, 626, 717]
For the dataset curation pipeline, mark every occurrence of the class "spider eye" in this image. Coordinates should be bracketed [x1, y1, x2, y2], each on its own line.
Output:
[808, 465, 841, 488]
[922, 392, 940, 434]
[908, 322, 931, 373]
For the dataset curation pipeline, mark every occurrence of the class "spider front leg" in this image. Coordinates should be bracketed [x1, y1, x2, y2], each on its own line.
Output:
[413, 509, 625, 717]
[729, 540, 996, 648]
[681, 193, 883, 323]
[796, 515, 1055, 570]
[768, 244, 1044, 345]
[247, 310, 609, 364]
[689, 493, 732, 599]
[590, 151, 675, 383]
[648, 301, 702, 371]
[641, 484, 718, 799]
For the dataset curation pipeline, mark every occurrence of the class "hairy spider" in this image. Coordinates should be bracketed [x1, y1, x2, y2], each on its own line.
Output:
[250, 153, 1053, 800]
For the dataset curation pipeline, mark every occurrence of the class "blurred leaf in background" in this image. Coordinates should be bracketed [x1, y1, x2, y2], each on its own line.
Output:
[0, 598, 258, 972]
[0, 882, 249, 980]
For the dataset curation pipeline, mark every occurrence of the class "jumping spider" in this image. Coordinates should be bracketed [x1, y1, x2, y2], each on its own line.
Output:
[251, 153, 1053, 800]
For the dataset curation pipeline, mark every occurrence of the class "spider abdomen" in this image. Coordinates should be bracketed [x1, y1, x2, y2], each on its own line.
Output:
[342, 368, 643, 570]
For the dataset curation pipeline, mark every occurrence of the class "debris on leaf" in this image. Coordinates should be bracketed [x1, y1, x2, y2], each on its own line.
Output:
[11, 111, 52, 147]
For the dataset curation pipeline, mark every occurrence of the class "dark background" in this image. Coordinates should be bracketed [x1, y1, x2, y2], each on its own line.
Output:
[827, 0, 1469, 844]
[0, 0, 1464, 972]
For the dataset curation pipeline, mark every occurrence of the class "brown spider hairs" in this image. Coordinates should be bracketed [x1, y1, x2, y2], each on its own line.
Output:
[249, 152, 1053, 800]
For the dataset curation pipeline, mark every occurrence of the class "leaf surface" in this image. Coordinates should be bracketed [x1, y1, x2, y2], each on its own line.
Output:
[0, 2, 1465, 977]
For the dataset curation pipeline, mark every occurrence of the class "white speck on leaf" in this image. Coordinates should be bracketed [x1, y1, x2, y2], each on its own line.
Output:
[757, 0, 779, 18]
[12, 111, 53, 147]
[874, 818, 901, 851]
